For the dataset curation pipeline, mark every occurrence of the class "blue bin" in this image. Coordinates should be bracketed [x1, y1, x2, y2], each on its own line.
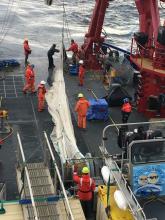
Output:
[69, 64, 78, 76]
[87, 98, 109, 121]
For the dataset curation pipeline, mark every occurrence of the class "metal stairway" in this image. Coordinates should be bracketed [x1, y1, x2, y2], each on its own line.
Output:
[24, 162, 59, 220]
[17, 133, 85, 220]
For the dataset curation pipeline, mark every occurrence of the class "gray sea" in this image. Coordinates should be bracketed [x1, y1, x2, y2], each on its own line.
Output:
[0, 0, 163, 60]
[0, 0, 165, 59]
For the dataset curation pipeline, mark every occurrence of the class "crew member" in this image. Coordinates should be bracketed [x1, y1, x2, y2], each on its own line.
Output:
[78, 60, 85, 86]
[23, 39, 31, 66]
[75, 93, 90, 129]
[47, 44, 60, 69]
[73, 166, 95, 218]
[121, 98, 132, 123]
[66, 39, 78, 64]
[23, 64, 36, 94]
[37, 81, 47, 112]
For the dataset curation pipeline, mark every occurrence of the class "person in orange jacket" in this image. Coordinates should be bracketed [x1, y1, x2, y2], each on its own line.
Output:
[75, 93, 90, 129]
[78, 60, 85, 86]
[66, 39, 78, 64]
[37, 81, 47, 112]
[23, 39, 31, 66]
[23, 64, 36, 94]
[73, 166, 95, 218]
[121, 98, 132, 123]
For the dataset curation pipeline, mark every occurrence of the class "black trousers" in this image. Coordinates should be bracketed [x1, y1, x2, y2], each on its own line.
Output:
[122, 111, 131, 123]
[25, 54, 29, 65]
[48, 55, 54, 68]
[80, 200, 92, 218]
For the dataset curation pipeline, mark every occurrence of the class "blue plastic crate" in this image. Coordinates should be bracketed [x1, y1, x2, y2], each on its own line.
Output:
[87, 98, 109, 121]
[69, 64, 78, 76]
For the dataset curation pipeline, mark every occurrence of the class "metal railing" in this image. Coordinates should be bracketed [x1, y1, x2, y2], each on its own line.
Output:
[44, 131, 74, 220]
[17, 133, 39, 220]
[0, 183, 6, 201]
[104, 156, 146, 220]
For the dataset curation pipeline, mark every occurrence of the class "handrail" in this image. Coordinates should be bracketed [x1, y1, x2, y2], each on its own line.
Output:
[17, 133, 39, 220]
[44, 131, 74, 220]
[105, 157, 146, 220]
[102, 120, 165, 150]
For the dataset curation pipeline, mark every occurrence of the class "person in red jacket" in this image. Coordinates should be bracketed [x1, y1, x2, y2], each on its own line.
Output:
[75, 93, 90, 129]
[78, 60, 85, 86]
[121, 98, 132, 123]
[23, 39, 31, 66]
[23, 64, 36, 94]
[66, 39, 78, 64]
[73, 166, 95, 218]
[37, 81, 47, 112]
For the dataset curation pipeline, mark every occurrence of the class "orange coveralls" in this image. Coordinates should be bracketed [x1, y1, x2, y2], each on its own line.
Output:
[79, 65, 85, 86]
[75, 98, 90, 128]
[23, 66, 35, 93]
[37, 84, 47, 112]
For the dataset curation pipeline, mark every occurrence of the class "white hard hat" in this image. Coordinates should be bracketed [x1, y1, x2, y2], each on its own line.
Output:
[78, 93, 84, 98]
[40, 80, 46, 85]
[79, 60, 84, 64]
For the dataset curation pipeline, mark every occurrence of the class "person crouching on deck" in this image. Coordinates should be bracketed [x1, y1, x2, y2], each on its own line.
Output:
[75, 93, 90, 130]
[121, 98, 132, 123]
[37, 81, 47, 112]
[23, 64, 36, 94]
[73, 166, 95, 218]
[78, 60, 85, 86]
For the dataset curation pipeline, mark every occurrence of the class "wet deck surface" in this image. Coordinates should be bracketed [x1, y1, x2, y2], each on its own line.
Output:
[64, 65, 147, 157]
[0, 58, 54, 200]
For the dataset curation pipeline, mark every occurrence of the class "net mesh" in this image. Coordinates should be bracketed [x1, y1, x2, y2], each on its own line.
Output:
[46, 47, 84, 164]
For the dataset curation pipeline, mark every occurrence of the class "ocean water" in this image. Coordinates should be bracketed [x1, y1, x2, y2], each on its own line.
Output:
[0, 0, 164, 58]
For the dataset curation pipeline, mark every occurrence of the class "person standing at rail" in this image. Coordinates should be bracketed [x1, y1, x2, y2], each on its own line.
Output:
[37, 81, 47, 112]
[23, 64, 36, 94]
[66, 39, 78, 64]
[73, 166, 95, 218]
[75, 93, 90, 130]
[121, 98, 132, 123]
[23, 39, 31, 66]
[47, 44, 60, 69]
[78, 60, 85, 86]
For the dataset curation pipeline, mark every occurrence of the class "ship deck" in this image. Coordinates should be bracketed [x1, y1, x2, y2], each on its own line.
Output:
[0, 56, 164, 219]
[0, 58, 53, 200]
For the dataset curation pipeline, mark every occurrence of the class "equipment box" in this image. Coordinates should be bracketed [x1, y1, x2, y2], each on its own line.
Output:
[69, 64, 78, 76]
[87, 98, 109, 121]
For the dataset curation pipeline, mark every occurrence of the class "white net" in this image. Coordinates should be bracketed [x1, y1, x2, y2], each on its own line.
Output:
[46, 47, 84, 164]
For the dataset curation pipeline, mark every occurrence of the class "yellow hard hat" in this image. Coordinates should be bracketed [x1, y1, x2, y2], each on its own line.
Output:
[78, 93, 84, 98]
[82, 167, 89, 174]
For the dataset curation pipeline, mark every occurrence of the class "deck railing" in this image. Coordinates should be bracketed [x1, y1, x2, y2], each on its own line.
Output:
[44, 131, 75, 220]
[17, 132, 39, 220]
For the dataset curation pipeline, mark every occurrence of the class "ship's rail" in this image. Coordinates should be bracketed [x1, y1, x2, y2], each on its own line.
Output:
[44, 131, 75, 220]
[100, 146, 146, 220]
[130, 37, 165, 70]
[100, 120, 165, 220]
[17, 133, 39, 220]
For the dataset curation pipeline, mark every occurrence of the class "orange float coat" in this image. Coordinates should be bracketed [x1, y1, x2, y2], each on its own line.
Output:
[73, 172, 95, 201]
[67, 42, 78, 53]
[37, 84, 46, 111]
[79, 65, 85, 86]
[23, 66, 35, 93]
[75, 97, 90, 128]
[23, 40, 31, 55]
[121, 102, 132, 113]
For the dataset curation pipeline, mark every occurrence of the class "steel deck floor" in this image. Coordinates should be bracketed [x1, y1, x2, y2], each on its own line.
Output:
[0, 61, 53, 200]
